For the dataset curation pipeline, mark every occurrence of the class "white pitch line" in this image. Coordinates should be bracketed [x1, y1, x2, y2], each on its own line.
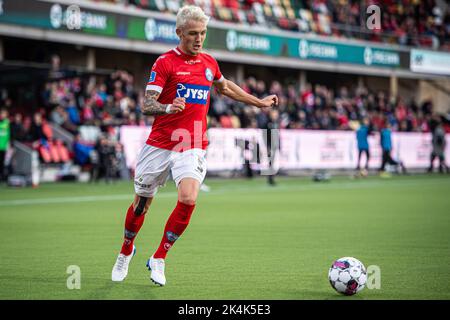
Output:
[0, 192, 176, 207]
[0, 177, 447, 207]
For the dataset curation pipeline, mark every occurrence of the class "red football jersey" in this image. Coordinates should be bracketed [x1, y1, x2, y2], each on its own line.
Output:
[145, 47, 223, 152]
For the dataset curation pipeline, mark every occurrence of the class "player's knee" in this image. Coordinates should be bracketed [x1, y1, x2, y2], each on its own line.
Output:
[178, 193, 197, 206]
[134, 196, 150, 216]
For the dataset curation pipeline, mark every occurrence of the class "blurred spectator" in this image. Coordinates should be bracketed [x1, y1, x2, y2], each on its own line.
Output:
[94, 135, 117, 183]
[73, 133, 95, 166]
[28, 113, 47, 142]
[10, 113, 27, 142]
[0, 108, 10, 182]
[101, 0, 449, 49]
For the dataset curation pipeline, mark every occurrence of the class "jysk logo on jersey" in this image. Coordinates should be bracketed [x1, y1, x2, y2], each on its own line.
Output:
[149, 71, 156, 83]
[176, 83, 210, 105]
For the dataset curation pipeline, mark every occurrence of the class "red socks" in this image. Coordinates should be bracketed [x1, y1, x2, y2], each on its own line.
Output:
[153, 201, 196, 259]
[120, 204, 146, 255]
[120, 200, 195, 259]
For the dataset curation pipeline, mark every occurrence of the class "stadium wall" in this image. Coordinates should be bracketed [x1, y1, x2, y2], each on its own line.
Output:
[118, 126, 450, 173]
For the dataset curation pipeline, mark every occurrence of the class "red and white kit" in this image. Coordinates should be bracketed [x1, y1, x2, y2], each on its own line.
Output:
[134, 47, 224, 197]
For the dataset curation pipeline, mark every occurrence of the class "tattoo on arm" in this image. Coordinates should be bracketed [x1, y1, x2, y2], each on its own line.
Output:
[141, 90, 167, 115]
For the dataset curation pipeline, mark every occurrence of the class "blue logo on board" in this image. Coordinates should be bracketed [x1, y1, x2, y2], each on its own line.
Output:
[176, 83, 210, 105]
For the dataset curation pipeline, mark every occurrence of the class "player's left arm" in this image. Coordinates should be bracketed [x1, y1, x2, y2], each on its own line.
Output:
[215, 78, 278, 108]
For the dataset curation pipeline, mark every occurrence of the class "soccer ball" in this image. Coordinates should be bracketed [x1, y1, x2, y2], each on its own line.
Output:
[328, 257, 367, 295]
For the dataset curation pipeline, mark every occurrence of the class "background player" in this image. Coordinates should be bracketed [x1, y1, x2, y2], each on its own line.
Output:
[379, 121, 407, 175]
[428, 115, 449, 174]
[111, 5, 278, 286]
[356, 117, 372, 176]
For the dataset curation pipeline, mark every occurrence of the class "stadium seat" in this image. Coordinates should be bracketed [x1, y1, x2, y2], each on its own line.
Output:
[219, 115, 233, 128]
[48, 141, 61, 163]
[38, 144, 52, 164]
[42, 121, 53, 140]
[55, 140, 71, 163]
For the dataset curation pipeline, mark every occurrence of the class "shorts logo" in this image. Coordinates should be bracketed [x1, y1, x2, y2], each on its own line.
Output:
[205, 68, 213, 81]
[176, 83, 210, 105]
[149, 71, 156, 83]
[134, 179, 152, 189]
[166, 231, 179, 242]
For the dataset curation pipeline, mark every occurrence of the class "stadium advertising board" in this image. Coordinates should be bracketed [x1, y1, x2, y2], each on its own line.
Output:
[119, 127, 448, 171]
[0, 0, 116, 35]
[410, 49, 450, 75]
[213, 29, 404, 68]
[0, 0, 408, 69]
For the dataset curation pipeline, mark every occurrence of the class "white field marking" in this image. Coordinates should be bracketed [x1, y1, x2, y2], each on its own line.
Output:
[0, 177, 447, 207]
[0, 192, 176, 207]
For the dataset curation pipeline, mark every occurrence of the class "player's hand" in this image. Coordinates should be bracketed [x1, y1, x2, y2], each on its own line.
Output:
[259, 95, 278, 108]
[168, 97, 186, 113]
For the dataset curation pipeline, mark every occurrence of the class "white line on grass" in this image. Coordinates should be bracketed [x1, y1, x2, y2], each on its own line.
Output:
[0, 177, 447, 207]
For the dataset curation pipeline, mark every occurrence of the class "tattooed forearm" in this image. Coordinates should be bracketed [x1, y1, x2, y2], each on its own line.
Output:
[141, 90, 168, 115]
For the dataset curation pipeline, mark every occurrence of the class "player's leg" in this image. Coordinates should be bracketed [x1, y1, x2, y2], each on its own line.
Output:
[155, 177, 199, 258]
[438, 154, 447, 173]
[112, 145, 171, 282]
[154, 178, 200, 258]
[112, 195, 153, 282]
[356, 149, 362, 170]
[365, 150, 370, 170]
[428, 152, 436, 172]
[148, 149, 206, 286]
[387, 154, 407, 174]
[148, 178, 200, 286]
[121, 195, 153, 256]
[0, 150, 6, 182]
[380, 150, 388, 172]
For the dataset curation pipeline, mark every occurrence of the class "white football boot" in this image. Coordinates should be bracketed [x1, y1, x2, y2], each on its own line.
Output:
[111, 246, 136, 282]
[146, 256, 166, 286]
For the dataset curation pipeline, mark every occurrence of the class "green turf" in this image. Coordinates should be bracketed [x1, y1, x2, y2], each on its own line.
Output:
[0, 174, 449, 300]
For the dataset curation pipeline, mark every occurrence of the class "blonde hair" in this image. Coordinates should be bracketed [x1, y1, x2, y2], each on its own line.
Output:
[176, 5, 210, 29]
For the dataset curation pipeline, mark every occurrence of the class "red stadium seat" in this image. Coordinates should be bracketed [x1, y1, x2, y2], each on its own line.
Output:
[42, 121, 53, 140]
[38, 144, 52, 163]
[220, 115, 233, 128]
[55, 140, 71, 163]
[48, 141, 61, 163]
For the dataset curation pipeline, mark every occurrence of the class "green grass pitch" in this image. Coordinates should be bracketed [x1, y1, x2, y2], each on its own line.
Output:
[0, 174, 449, 299]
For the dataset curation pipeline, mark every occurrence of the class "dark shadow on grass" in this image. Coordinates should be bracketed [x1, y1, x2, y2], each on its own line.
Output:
[283, 289, 365, 300]
[83, 278, 161, 300]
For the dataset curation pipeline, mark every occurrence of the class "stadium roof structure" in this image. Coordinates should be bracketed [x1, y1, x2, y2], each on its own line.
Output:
[0, 0, 449, 79]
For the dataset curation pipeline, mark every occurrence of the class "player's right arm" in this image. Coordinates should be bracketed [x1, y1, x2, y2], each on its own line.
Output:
[141, 90, 186, 116]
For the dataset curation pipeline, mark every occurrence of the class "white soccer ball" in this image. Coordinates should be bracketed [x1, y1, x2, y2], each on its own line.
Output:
[328, 257, 367, 295]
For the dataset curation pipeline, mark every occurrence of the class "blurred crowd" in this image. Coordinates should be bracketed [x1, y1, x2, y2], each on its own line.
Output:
[92, 0, 450, 50]
[0, 69, 141, 182]
[1, 63, 449, 182]
[209, 77, 448, 134]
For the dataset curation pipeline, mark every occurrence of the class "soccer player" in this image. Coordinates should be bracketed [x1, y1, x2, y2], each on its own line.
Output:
[0, 108, 10, 183]
[265, 109, 280, 185]
[379, 121, 407, 175]
[111, 5, 278, 286]
[356, 117, 371, 175]
[428, 116, 449, 174]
